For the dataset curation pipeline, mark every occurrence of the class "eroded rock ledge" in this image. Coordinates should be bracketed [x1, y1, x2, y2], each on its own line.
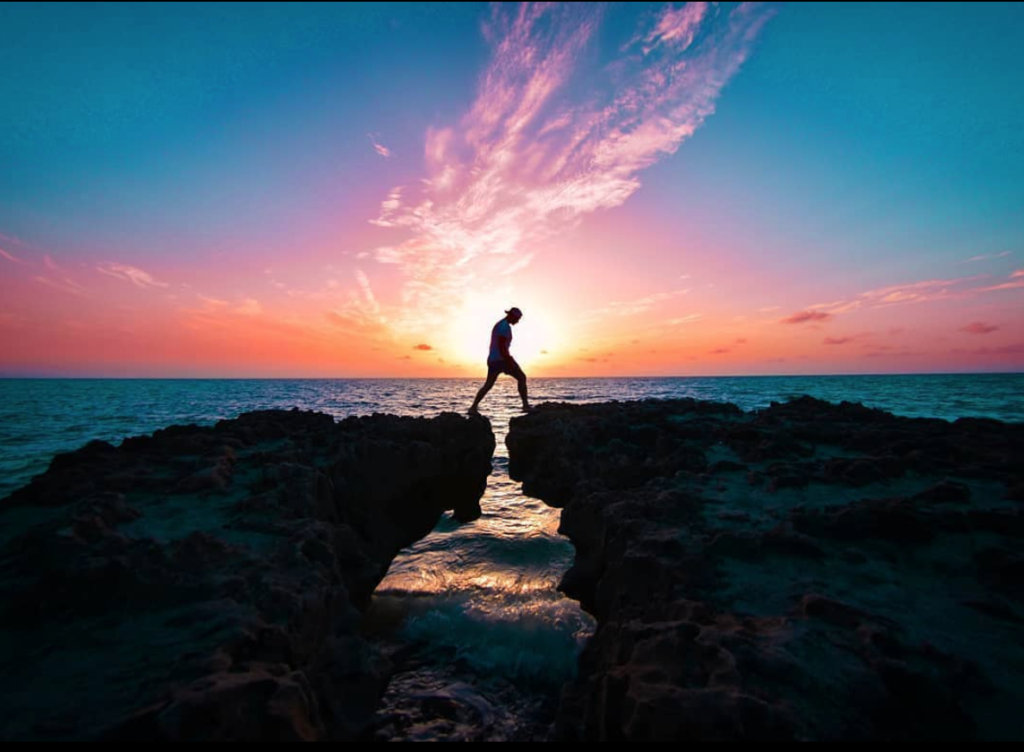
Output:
[507, 397, 1024, 741]
[0, 409, 494, 741]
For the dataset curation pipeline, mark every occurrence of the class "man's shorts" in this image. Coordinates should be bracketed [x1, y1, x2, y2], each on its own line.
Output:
[487, 359, 525, 380]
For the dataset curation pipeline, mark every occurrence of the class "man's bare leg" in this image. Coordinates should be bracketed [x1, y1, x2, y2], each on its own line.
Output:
[516, 372, 531, 411]
[469, 371, 498, 413]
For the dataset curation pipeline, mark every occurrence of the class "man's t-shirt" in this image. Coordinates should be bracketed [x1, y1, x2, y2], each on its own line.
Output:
[487, 318, 512, 364]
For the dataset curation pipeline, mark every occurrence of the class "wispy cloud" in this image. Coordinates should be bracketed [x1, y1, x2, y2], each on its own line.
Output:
[325, 269, 388, 332]
[370, 187, 404, 228]
[97, 263, 169, 289]
[823, 333, 871, 345]
[501, 252, 535, 275]
[976, 269, 1024, 292]
[0, 231, 26, 247]
[640, 1, 709, 52]
[0, 247, 25, 264]
[977, 281, 1024, 292]
[34, 275, 90, 297]
[235, 298, 262, 316]
[368, 2, 773, 333]
[43, 255, 65, 273]
[369, 134, 392, 159]
[781, 310, 833, 325]
[413, 343, 433, 351]
[961, 321, 999, 335]
[962, 250, 1012, 264]
[864, 348, 921, 359]
[859, 277, 978, 306]
[355, 269, 382, 320]
[666, 313, 703, 325]
[586, 288, 692, 320]
[801, 275, 993, 319]
[197, 294, 229, 308]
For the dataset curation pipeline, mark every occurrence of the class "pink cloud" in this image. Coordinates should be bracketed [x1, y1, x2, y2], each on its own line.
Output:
[823, 332, 871, 345]
[860, 277, 977, 306]
[0, 231, 26, 247]
[235, 298, 262, 316]
[370, 187, 403, 228]
[642, 2, 709, 52]
[864, 349, 919, 359]
[34, 275, 90, 297]
[325, 310, 354, 327]
[977, 269, 1024, 293]
[43, 255, 67, 273]
[97, 263, 168, 289]
[369, 134, 392, 158]
[413, 343, 433, 351]
[666, 313, 703, 325]
[963, 250, 1012, 263]
[322, 270, 387, 332]
[781, 310, 833, 325]
[0, 247, 25, 264]
[368, 2, 773, 333]
[502, 252, 535, 275]
[961, 321, 999, 335]
[800, 275, 994, 319]
[586, 288, 692, 320]
[198, 294, 229, 308]
[355, 269, 381, 319]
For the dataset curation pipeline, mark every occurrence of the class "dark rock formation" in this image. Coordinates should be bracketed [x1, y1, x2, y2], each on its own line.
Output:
[507, 397, 1024, 741]
[0, 409, 493, 741]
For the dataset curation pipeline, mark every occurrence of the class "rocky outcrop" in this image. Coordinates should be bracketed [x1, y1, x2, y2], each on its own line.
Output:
[0, 409, 494, 741]
[507, 397, 1024, 741]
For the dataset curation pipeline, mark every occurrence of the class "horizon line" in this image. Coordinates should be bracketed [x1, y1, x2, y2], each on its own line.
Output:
[1, 371, 1022, 381]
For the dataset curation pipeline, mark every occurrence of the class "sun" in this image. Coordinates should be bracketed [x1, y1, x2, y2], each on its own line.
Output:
[444, 291, 563, 373]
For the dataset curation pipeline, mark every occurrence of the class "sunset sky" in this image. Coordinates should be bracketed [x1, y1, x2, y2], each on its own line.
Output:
[1, 2, 1022, 377]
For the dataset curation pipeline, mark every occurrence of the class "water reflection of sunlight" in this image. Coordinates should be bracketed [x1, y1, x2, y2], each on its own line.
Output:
[378, 558, 555, 597]
[367, 383, 594, 708]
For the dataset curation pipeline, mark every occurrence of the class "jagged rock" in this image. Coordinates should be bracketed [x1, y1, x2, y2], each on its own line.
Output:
[508, 398, 1024, 741]
[0, 409, 494, 741]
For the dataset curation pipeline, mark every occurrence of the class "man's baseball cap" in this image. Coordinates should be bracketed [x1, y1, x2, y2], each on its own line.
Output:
[505, 307, 523, 317]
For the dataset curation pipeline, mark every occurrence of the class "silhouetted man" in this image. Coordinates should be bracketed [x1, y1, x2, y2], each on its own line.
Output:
[469, 307, 531, 414]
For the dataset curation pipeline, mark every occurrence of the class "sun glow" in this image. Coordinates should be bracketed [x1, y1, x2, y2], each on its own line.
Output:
[443, 291, 564, 373]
